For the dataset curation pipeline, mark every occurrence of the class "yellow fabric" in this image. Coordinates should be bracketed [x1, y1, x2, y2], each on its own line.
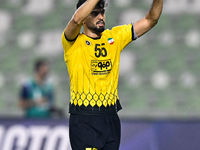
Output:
[62, 24, 132, 108]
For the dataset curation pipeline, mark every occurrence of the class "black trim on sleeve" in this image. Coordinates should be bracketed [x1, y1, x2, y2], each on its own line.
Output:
[64, 32, 79, 42]
[131, 25, 134, 41]
[131, 23, 138, 41]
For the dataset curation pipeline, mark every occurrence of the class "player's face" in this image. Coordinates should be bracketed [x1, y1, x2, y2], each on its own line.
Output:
[84, 8, 105, 34]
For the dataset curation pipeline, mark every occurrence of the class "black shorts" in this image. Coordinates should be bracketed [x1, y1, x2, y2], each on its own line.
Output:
[69, 113, 121, 150]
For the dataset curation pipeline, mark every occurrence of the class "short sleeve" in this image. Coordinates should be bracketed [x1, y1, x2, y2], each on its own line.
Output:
[61, 31, 77, 59]
[110, 24, 137, 51]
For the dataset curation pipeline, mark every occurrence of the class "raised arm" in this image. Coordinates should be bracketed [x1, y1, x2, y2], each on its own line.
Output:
[64, 0, 100, 40]
[134, 0, 163, 37]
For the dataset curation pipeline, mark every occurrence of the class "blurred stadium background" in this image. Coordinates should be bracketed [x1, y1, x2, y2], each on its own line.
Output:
[1, 0, 200, 119]
[1, 0, 200, 150]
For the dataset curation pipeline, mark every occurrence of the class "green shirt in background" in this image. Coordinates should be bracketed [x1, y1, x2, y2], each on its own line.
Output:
[20, 79, 54, 118]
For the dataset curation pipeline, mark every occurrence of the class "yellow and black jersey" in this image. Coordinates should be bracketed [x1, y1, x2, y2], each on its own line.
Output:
[61, 24, 137, 114]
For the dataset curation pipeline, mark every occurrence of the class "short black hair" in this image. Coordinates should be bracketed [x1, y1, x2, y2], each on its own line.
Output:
[76, 0, 106, 9]
[34, 58, 48, 72]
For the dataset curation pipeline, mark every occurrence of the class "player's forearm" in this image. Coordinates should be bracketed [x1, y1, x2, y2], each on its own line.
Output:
[73, 0, 101, 25]
[145, 0, 163, 27]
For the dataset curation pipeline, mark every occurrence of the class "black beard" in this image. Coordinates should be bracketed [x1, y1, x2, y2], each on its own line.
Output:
[92, 26, 105, 34]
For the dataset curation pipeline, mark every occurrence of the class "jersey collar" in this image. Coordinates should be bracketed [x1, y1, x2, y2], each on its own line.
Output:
[82, 32, 102, 40]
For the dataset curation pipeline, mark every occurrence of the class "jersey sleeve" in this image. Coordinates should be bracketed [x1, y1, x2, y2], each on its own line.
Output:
[61, 31, 77, 60]
[111, 24, 137, 52]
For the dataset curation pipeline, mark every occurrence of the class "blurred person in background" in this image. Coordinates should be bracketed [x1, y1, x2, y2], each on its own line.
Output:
[62, 0, 163, 149]
[19, 58, 63, 118]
